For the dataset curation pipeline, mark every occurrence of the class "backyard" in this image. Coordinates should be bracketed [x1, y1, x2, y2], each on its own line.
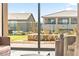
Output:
[8, 35, 28, 43]
[8, 30, 76, 43]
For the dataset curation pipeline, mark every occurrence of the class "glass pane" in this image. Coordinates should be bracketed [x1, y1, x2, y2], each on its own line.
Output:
[40, 3, 56, 48]
[8, 3, 38, 48]
[40, 3, 77, 49]
[47, 18, 56, 24]
[71, 17, 77, 24]
[58, 18, 69, 24]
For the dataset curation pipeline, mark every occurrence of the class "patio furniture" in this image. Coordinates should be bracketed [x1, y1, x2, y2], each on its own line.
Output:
[64, 35, 76, 56]
[0, 37, 10, 56]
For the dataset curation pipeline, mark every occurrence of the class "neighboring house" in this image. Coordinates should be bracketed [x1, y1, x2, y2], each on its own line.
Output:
[8, 13, 36, 34]
[42, 10, 77, 33]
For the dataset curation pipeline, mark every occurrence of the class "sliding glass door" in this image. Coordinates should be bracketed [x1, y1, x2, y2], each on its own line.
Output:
[8, 3, 77, 51]
[8, 3, 38, 48]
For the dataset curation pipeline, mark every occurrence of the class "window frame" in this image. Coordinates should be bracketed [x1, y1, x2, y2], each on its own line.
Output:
[71, 17, 77, 24]
[58, 17, 69, 24]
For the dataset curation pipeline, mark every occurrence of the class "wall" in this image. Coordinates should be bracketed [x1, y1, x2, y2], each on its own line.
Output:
[0, 4, 2, 36]
[0, 3, 8, 37]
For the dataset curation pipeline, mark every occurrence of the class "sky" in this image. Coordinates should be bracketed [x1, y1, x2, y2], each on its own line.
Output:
[8, 3, 77, 23]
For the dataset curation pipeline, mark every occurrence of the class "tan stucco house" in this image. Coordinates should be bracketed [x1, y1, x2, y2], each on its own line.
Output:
[42, 10, 77, 33]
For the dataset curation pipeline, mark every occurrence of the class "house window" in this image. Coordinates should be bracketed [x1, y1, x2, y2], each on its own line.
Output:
[8, 21, 17, 34]
[8, 21, 17, 28]
[58, 18, 69, 24]
[47, 18, 56, 24]
[71, 17, 77, 24]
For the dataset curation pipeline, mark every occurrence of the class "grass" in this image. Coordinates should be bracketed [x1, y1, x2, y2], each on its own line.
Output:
[8, 35, 28, 42]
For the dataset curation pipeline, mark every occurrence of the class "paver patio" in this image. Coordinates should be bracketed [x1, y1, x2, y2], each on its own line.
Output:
[11, 41, 55, 48]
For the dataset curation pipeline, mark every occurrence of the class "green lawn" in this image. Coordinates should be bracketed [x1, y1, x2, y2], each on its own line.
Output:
[8, 35, 28, 42]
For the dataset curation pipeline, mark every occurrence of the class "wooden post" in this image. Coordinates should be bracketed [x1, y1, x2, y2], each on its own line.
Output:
[64, 36, 68, 56]
[55, 33, 64, 56]
[60, 33, 64, 56]
[55, 39, 61, 56]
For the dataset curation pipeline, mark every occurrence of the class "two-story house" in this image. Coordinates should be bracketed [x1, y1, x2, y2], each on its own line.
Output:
[42, 10, 77, 33]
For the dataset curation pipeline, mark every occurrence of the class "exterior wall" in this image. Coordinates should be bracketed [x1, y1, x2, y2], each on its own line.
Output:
[43, 18, 49, 24]
[8, 20, 30, 32]
[28, 15, 36, 32]
[8, 14, 36, 33]
[15, 21, 28, 32]
[19, 22, 27, 32]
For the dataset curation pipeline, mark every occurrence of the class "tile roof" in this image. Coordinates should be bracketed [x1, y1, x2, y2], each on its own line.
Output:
[8, 13, 32, 20]
[42, 10, 77, 18]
